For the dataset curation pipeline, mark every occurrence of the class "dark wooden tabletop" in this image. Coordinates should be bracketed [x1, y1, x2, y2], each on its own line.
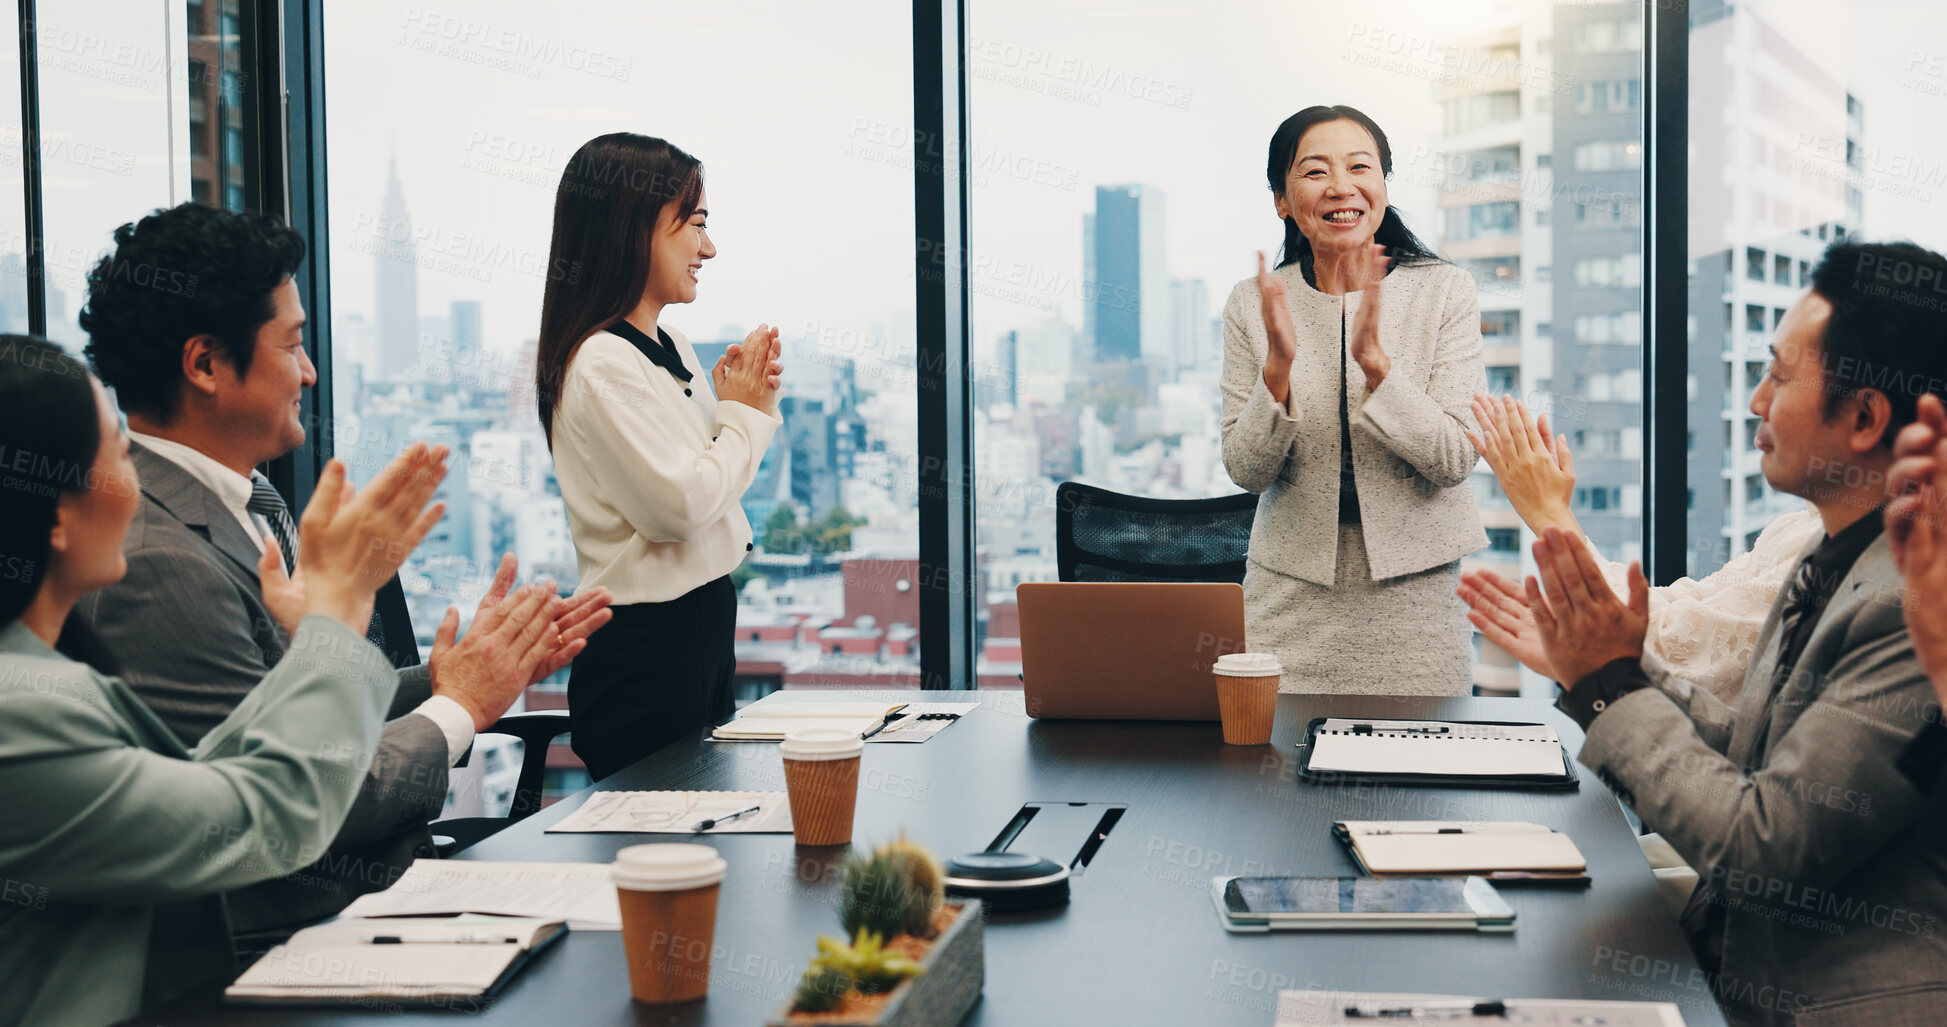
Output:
[144, 692, 1729, 1026]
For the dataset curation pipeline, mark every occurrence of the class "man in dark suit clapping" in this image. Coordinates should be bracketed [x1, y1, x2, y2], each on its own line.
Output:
[1524, 241, 1947, 1026]
[73, 203, 611, 942]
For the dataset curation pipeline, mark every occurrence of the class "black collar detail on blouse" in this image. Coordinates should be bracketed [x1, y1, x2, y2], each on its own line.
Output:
[606, 319, 693, 384]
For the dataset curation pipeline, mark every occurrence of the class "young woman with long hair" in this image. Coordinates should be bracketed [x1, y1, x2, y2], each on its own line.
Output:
[535, 133, 783, 779]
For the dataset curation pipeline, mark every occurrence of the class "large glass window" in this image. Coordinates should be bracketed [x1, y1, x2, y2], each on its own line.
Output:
[323, 1, 916, 799]
[9, 1, 256, 349]
[0, 3, 26, 334]
[968, 1, 1644, 697]
[32, 1, 202, 349]
[1684, 0, 1947, 577]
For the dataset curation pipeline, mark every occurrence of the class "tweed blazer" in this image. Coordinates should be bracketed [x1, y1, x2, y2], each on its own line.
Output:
[1220, 259, 1487, 585]
[74, 442, 449, 936]
[1580, 534, 1947, 1026]
[0, 615, 395, 1026]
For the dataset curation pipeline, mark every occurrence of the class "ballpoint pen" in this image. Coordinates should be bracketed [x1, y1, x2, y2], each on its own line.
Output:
[859, 704, 911, 741]
[693, 804, 762, 832]
[1344, 999, 1509, 1019]
[363, 933, 521, 944]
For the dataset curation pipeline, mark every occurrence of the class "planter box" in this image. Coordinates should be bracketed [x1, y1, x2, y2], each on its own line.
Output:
[769, 899, 984, 1027]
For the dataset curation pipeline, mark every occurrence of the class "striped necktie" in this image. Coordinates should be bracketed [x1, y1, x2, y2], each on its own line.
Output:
[246, 474, 299, 575]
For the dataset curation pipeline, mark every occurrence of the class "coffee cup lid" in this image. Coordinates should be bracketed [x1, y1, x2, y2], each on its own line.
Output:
[780, 726, 865, 760]
[612, 843, 727, 891]
[1213, 652, 1283, 677]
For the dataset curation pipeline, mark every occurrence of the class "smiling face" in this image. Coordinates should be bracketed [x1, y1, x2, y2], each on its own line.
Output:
[219, 277, 315, 465]
[646, 188, 716, 307]
[49, 379, 141, 594]
[1276, 118, 1389, 259]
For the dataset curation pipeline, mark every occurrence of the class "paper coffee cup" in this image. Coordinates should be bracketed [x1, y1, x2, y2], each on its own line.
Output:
[780, 727, 864, 846]
[612, 843, 727, 1004]
[1213, 652, 1282, 745]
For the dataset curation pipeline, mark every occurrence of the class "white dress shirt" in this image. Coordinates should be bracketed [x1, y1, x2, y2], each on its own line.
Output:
[127, 430, 475, 762]
[552, 324, 782, 605]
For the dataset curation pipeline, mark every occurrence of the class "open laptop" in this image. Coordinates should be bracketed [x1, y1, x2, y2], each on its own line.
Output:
[1016, 582, 1247, 721]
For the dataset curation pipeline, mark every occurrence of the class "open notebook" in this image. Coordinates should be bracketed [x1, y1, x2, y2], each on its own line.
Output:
[710, 701, 904, 740]
[1299, 718, 1576, 789]
[1335, 821, 1588, 880]
[226, 915, 565, 1006]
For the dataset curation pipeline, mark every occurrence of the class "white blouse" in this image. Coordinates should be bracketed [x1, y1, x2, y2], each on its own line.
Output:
[552, 325, 782, 605]
[1594, 506, 1823, 703]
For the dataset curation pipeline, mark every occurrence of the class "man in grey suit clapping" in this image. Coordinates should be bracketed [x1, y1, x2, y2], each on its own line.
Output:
[1524, 240, 1947, 1026]
[71, 203, 612, 942]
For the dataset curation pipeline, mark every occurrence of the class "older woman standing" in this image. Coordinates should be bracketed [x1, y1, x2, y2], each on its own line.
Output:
[1221, 105, 1486, 695]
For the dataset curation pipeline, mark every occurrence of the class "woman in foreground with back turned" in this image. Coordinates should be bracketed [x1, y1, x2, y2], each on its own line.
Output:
[1220, 105, 1487, 695]
[536, 133, 784, 780]
[0, 335, 476, 1025]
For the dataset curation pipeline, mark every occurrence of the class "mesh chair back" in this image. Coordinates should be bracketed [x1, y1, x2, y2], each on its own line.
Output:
[1055, 481, 1257, 583]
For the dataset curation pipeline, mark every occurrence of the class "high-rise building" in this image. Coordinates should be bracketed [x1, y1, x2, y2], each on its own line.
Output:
[1437, 3, 1556, 695]
[1685, 0, 1860, 576]
[1167, 277, 1212, 374]
[374, 156, 421, 382]
[1085, 184, 1167, 367]
[451, 300, 483, 350]
[1549, 1, 1647, 568]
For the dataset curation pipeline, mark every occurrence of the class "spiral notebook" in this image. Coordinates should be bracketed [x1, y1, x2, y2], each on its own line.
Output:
[1297, 718, 1577, 789]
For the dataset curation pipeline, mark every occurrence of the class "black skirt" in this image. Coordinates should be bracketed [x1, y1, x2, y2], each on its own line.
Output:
[566, 575, 737, 781]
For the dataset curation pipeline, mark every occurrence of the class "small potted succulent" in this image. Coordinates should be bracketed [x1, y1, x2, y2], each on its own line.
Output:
[771, 838, 984, 1026]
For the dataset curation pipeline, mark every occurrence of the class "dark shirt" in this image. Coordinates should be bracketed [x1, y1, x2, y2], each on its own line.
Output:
[1557, 507, 1885, 731]
[1338, 310, 1360, 524]
[1898, 721, 1947, 794]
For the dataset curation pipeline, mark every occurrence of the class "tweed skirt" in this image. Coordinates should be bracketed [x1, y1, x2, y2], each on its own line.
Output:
[1243, 522, 1472, 695]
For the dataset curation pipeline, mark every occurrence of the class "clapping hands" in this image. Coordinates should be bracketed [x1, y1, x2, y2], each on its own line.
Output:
[713, 323, 783, 414]
[1888, 393, 1947, 696]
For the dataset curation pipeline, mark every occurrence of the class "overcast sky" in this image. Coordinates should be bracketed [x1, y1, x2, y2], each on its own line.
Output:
[5, 0, 1946, 362]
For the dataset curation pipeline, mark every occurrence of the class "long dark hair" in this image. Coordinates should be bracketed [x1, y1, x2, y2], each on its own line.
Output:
[0, 335, 120, 673]
[1266, 105, 1441, 281]
[535, 133, 705, 447]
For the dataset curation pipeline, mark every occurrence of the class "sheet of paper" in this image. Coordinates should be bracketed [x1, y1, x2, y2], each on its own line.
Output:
[339, 860, 622, 930]
[1310, 720, 1565, 777]
[1277, 991, 1686, 1026]
[545, 790, 792, 834]
[865, 702, 981, 743]
[710, 699, 980, 742]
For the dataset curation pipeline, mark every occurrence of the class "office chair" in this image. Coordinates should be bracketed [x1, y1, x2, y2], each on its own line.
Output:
[1054, 481, 1257, 583]
[430, 709, 574, 855]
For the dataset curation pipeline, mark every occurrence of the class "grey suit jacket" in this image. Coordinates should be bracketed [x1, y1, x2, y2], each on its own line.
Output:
[0, 615, 396, 1026]
[1220, 260, 1487, 585]
[74, 442, 450, 936]
[1580, 534, 1947, 1026]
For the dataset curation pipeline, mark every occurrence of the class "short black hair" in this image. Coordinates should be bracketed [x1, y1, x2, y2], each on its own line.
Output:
[81, 202, 306, 421]
[1808, 238, 1947, 447]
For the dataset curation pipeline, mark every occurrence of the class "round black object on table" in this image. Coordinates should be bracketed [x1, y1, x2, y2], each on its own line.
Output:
[944, 851, 1071, 912]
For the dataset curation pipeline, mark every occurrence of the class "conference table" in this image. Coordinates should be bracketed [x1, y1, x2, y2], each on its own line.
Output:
[150, 691, 1729, 1026]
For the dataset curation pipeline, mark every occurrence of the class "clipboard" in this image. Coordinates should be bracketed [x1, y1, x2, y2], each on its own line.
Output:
[1294, 718, 1579, 791]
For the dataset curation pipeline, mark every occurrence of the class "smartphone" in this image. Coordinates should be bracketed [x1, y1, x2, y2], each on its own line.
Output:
[1218, 876, 1514, 930]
